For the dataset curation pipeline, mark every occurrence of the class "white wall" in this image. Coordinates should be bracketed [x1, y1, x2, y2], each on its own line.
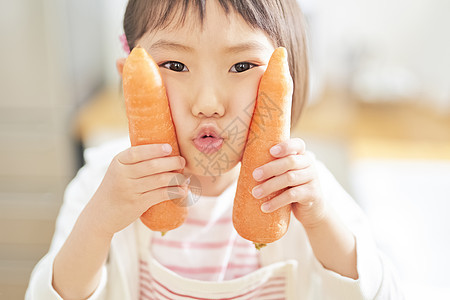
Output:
[350, 159, 450, 298]
[302, 0, 450, 110]
[100, 0, 128, 86]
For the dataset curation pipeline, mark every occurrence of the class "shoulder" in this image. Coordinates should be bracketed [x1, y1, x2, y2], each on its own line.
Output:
[307, 150, 346, 196]
[305, 150, 335, 188]
[308, 151, 372, 228]
[65, 136, 131, 198]
[306, 150, 364, 217]
[83, 136, 131, 168]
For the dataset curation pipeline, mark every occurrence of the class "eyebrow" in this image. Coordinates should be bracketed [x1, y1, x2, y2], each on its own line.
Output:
[149, 39, 269, 54]
[225, 41, 270, 54]
[150, 40, 195, 53]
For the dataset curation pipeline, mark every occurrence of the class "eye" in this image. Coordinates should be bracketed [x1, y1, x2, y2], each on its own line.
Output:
[160, 61, 188, 72]
[230, 62, 257, 73]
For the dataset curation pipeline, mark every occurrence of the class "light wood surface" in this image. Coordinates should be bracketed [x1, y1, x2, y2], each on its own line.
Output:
[294, 88, 450, 160]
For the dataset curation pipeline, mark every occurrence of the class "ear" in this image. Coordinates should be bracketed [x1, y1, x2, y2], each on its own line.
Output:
[116, 58, 126, 77]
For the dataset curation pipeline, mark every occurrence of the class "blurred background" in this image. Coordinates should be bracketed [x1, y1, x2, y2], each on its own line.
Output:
[1, 0, 449, 298]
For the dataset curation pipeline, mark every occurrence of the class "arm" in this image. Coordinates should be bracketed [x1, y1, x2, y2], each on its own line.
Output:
[25, 152, 111, 300]
[52, 202, 113, 299]
[26, 140, 189, 299]
[302, 206, 358, 280]
[50, 143, 187, 298]
[252, 138, 404, 299]
[253, 138, 357, 278]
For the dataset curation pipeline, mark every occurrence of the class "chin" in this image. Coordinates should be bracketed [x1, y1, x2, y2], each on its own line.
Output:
[183, 153, 240, 178]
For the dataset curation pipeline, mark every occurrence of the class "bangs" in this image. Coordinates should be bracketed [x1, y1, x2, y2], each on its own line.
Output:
[124, 0, 283, 50]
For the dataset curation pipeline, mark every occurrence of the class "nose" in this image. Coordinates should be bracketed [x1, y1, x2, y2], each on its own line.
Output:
[191, 83, 225, 118]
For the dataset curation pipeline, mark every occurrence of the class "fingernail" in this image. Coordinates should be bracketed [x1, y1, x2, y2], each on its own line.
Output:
[252, 187, 262, 198]
[270, 146, 281, 155]
[184, 176, 191, 185]
[261, 202, 271, 213]
[163, 144, 172, 154]
[253, 169, 263, 180]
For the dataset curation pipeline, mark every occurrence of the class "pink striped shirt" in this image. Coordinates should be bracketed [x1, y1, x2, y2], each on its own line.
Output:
[139, 262, 286, 300]
[138, 179, 286, 299]
[148, 215, 260, 281]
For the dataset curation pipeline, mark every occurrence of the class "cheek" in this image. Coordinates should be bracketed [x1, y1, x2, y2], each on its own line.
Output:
[162, 76, 189, 133]
[166, 89, 183, 127]
[161, 77, 194, 162]
[229, 71, 263, 127]
[224, 73, 263, 160]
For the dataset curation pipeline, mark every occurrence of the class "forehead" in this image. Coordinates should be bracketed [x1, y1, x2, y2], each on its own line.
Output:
[138, 0, 275, 54]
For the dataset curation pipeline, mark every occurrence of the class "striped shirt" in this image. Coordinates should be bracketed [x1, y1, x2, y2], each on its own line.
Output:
[138, 178, 286, 299]
[139, 265, 286, 300]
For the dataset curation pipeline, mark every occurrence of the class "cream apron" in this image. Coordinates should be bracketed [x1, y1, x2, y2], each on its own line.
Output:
[134, 220, 299, 299]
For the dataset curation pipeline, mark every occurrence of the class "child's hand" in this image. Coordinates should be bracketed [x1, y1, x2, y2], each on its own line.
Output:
[251, 138, 328, 228]
[86, 144, 189, 237]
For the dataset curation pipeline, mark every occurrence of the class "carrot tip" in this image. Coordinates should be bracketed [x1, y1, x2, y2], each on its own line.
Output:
[254, 243, 267, 250]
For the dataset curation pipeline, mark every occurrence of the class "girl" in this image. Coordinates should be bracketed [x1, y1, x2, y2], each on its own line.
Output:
[26, 0, 403, 299]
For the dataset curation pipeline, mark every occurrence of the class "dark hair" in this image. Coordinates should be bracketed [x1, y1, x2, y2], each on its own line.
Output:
[123, 0, 309, 130]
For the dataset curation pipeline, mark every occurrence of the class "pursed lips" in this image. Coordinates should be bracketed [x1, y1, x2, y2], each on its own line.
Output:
[192, 126, 224, 154]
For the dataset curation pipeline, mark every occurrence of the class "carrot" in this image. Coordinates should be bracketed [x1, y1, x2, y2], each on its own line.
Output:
[122, 45, 188, 234]
[232, 47, 293, 249]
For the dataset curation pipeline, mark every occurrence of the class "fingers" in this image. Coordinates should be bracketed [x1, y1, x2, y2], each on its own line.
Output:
[114, 144, 185, 179]
[140, 184, 189, 206]
[135, 172, 189, 194]
[260, 184, 315, 213]
[117, 143, 173, 164]
[126, 155, 185, 179]
[269, 137, 306, 158]
[253, 151, 314, 182]
[112, 144, 189, 205]
[252, 166, 314, 199]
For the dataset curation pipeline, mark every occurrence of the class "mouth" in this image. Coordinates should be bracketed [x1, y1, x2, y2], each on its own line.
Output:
[192, 125, 225, 154]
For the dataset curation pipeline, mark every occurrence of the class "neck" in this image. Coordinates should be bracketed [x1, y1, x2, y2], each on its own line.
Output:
[188, 163, 241, 197]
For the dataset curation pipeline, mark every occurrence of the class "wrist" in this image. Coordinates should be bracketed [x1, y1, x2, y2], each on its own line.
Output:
[302, 208, 330, 232]
[295, 200, 331, 231]
[302, 207, 358, 279]
[79, 200, 115, 240]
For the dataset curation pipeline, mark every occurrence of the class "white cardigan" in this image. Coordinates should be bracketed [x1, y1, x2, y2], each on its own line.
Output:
[25, 137, 404, 299]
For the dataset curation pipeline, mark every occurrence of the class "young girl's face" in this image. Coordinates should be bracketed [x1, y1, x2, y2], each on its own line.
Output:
[136, 1, 275, 179]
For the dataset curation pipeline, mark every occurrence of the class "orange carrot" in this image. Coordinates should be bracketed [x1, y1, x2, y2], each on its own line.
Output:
[233, 47, 293, 249]
[122, 46, 188, 234]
